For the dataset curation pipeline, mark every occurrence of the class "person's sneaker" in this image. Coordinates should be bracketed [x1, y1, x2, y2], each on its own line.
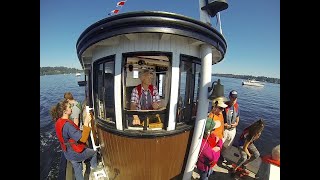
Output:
[90, 164, 103, 172]
[90, 166, 107, 180]
[230, 167, 236, 174]
[241, 165, 250, 175]
[241, 168, 250, 175]
[219, 155, 227, 163]
[222, 157, 227, 163]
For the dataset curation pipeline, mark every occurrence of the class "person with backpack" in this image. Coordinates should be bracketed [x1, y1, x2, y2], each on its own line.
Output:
[50, 99, 97, 180]
[64, 92, 82, 127]
[130, 69, 162, 125]
[196, 118, 223, 180]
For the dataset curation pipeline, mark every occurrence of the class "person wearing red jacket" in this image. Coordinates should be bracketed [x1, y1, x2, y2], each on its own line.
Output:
[196, 118, 223, 180]
[50, 99, 97, 180]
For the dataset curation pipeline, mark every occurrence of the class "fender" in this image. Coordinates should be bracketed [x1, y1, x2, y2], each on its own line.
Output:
[262, 154, 280, 167]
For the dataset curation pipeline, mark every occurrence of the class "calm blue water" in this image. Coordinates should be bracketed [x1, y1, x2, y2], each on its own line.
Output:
[40, 74, 85, 180]
[40, 74, 279, 180]
[211, 76, 280, 156]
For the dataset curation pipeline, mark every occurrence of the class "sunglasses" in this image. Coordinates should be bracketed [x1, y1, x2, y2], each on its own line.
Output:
[218, 107, 224, 110]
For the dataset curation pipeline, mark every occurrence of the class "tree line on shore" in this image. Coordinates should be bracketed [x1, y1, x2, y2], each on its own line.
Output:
[40, 66, 279, 84]
[40, 66, 83, 76]
[213, 73, 280, 84]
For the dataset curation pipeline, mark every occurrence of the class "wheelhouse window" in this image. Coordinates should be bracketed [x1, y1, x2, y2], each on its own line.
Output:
[177, 55, 201, 123]
[93, 56, 115, 124]
[122, 55, 171, 130]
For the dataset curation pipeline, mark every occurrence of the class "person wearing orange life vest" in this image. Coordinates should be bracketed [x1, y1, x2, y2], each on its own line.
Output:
[50, 99, 97, 180]
[130, 69, 162, 125]
[208, 99, 228, 140]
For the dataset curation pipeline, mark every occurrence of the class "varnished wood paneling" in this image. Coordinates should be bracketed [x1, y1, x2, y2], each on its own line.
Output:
[97, 128, 191, 180]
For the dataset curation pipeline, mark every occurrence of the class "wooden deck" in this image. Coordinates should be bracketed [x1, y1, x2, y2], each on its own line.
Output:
[65, 145, 279, 180]
[192, 146, 262, 180]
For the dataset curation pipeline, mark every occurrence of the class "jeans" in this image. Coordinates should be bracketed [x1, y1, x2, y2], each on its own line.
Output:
[236, 144, 260, 168]
[199, 168, 214, 180]
[70, 148, 97, 180]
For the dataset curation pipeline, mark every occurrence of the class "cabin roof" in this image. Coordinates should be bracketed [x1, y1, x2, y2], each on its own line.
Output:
[76, 11, 227, 69]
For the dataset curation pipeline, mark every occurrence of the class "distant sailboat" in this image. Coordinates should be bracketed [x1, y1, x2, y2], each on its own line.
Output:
[75, 73, 81, 77]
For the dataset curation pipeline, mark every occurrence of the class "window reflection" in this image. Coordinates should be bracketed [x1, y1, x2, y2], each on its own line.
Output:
[93, 57, 115, 123]
[96, 64, 104, 119]
[177, 56, 201, 123]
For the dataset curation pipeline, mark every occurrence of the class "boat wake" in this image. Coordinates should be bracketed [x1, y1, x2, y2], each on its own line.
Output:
[40, 125, 61, 180]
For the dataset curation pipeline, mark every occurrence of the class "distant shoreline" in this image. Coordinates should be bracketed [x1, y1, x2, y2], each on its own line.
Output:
[40, 66, 83, 76]
[40, 66, 279, 84]
[212, 73, 280, 84]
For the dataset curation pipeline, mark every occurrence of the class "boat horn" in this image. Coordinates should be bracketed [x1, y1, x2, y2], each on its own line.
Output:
[208, 79, 227, 101]
[201, 0, 229, 17]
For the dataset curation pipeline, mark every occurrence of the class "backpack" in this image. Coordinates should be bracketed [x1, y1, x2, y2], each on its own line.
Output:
[75, 101, 82, 112]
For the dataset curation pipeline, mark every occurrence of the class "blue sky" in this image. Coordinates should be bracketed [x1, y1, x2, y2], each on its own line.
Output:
[40, 0, 279, 78]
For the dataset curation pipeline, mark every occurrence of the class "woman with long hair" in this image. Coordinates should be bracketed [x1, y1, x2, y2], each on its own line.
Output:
[50, 99, 97, 180]
[231, 119, 265, 176]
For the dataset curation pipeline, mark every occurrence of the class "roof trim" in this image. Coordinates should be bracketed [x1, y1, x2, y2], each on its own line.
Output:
[76, 11, 227, 62]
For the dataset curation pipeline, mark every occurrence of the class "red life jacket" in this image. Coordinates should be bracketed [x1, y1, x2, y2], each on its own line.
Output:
[225, 102, 239, 116]
[137, 84, 154, 98]
[207, 134, 219, 168]
[55, 118, 86, 153]
[137, 84, 155, 110]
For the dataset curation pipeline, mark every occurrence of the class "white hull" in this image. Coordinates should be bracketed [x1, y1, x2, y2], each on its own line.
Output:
[242, 81, 264, 87]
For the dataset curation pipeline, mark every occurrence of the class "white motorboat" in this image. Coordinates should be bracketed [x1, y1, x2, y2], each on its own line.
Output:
[242, 79, 264, 87]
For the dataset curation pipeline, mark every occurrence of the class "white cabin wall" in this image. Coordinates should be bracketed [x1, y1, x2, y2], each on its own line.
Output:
[92, 33, 200, 60]
[125, 70, 141, 87]
[114, 52, 123, 130]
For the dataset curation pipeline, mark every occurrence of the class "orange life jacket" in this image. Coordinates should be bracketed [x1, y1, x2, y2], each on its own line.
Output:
[208, 113, 224, 139]
[262, 154, 280, 167]
[55, 118, 86, 153]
